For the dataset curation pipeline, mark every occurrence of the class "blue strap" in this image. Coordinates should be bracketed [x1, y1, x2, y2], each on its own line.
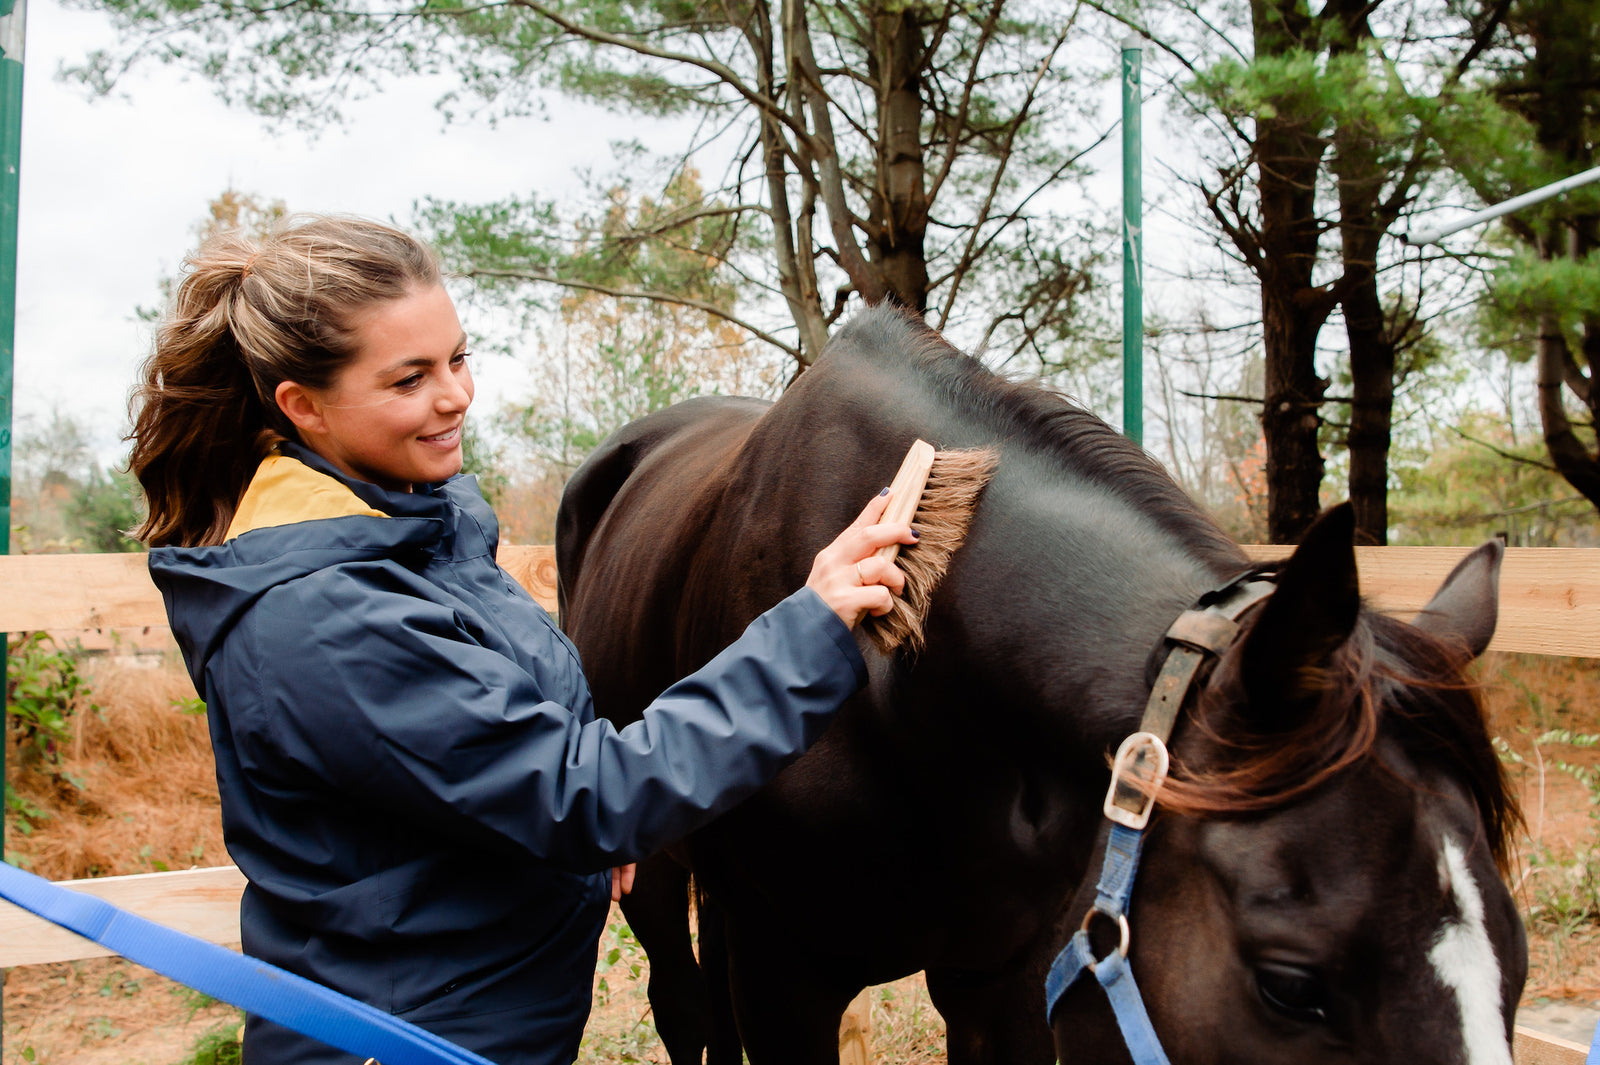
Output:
[1043, 823, 1172, 1065]
[1095, 824, 1145, 917]
[1042, 930, 1171, 1065]
[0, 861, 498, 1065]
[1587, 1018, 1599, 1065]
[1044, 823, 1146, 1020]
[1093, 951, 1172, 1065]
[1042, 929, 1095, 1020]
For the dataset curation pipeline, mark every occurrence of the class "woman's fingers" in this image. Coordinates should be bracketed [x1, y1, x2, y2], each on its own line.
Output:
[854, 553, 907, 596]
[863, 585, 897, 618]
[806, 489, 920, 628]
[848, 519, 919, 558]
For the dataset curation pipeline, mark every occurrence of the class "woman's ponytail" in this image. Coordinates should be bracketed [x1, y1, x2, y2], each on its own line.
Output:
[129, 217, 440, 547]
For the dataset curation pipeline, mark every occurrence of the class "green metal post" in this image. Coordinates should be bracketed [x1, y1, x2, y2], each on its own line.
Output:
[0, 0, 23, 1041]
[1121, 36, 1143, 446]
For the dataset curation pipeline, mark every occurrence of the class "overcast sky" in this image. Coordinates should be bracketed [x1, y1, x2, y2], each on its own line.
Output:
[14, 0, 650, 465]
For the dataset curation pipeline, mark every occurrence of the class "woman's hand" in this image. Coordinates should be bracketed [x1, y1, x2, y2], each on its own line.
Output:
[805, 489, 918, 628]
[611, 863, 636, 902]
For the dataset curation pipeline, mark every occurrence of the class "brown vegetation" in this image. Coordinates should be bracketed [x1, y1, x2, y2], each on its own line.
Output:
[1479, 652, 1600, 1001]
[6, 653, 224, 881]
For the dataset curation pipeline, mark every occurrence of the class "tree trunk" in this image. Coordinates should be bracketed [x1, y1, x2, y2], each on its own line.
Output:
[1516, 0, 1600, 514]
[1254, 127, 1333, 545]
[755, 1, 829, 366]
[867, 8, 930, 311]
[1260, 284, 1330, 543]
[1251, 0, 1336, 544]
[1335, 125, 1395, 546]
[1344, 276, 1395, 544]
[1536, 311, 1600, 507]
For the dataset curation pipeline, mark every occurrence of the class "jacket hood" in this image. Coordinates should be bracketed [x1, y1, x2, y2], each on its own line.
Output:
[148, 443, 458, 683]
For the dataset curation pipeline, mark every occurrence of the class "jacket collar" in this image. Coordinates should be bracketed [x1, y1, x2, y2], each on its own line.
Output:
[228, 441, 460, 540]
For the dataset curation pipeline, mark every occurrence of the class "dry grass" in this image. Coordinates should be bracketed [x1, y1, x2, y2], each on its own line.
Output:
[7, 651, 224, 880]
[3, 960, 239, 1065]
[4, 648, 238, 1065]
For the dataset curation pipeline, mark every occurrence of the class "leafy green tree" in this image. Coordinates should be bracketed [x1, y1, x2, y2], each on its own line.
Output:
[1442, 0, 1600, 513]
[66, 468, 145, 553]
[484, 169, 784, 474]
[70, 0, 1108, 375]
[11, 411, 144, 552]
[1099, 0, 1507, 542]
[460, 419, 511, 508]
[1389, 410, 1593, 546]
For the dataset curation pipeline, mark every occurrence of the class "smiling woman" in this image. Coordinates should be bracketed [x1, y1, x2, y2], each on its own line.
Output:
[123, 215, 920, 1065]
[275, 283, 476, 492]
[128, 215, 447, 548]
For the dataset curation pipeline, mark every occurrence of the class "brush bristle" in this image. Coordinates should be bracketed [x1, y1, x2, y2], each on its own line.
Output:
[863, 446, 999, 656]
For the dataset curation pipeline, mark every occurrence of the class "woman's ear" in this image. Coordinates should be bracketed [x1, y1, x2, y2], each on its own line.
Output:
[274, 380, 327, 436]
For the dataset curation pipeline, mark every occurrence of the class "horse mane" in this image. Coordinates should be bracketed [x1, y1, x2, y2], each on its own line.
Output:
[1158, 612, 1520, 873]
[828, 305, 1244, 574]
[862, 445, 999, 657]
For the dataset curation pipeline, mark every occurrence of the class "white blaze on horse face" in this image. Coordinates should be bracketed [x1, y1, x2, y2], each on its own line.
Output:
[1429, 836, 1512, 1065]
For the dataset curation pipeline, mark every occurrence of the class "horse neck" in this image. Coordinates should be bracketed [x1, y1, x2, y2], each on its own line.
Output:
[934, 449, 1248, 749]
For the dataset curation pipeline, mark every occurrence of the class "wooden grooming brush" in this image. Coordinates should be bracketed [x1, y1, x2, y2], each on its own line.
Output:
[873, 439, 939, 558]
[863, 438, 998, 656]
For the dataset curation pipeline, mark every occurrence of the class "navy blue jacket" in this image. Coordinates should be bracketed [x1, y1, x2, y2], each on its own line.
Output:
[148, 443, 867, 1065]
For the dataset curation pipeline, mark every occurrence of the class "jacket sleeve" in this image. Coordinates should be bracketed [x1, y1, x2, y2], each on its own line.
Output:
[230, 570, 867, 872]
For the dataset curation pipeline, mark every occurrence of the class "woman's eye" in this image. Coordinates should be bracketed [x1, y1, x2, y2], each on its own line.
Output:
[452, 350, 472, 366]
[1255, 964, 1329, 1024]
[395, 374, 424, 390]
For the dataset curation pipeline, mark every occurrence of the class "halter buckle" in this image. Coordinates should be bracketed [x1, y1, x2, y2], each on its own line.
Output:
[1103, 732, 1169, 831]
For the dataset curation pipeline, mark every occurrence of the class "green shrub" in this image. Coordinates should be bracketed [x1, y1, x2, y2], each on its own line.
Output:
[4, 632, 97, 844]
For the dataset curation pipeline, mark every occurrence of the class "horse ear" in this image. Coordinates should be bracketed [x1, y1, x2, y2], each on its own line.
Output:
[1410, 540, 1503, 658]
[1237, 504, 1361, 726]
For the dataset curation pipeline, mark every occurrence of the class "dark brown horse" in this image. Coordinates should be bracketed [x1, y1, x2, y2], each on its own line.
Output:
[556, 304, 1524, 1065]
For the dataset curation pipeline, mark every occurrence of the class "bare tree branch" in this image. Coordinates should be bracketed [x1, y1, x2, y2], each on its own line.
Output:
[1451, 424, 1559, 472]
[506, 0, 825, 154]
[465, 267, 800, 359]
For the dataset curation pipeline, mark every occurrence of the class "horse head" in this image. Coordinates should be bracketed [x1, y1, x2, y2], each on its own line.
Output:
[1051, 505, 1525, 1065]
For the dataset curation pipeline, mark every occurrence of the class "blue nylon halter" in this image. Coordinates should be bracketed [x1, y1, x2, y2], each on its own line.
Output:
[1044, 821, 1170, 1065]
[0, 860, 496, 1065]
[1043, 575, 1276, 1065]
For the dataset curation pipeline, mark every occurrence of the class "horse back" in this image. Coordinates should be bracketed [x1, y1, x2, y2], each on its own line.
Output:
[557, 395, 771, 726]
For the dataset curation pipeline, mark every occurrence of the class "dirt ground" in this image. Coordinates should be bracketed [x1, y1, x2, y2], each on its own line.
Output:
[2, 649, 1596, 1064]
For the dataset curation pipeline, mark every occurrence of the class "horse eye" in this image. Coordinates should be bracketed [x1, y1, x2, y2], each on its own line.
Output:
[1255, 964, 1329, 1023]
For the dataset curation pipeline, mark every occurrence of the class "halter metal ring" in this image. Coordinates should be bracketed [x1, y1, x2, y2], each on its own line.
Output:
[1079, 907, 1131, 966]
[1103, 732, 1170, 831]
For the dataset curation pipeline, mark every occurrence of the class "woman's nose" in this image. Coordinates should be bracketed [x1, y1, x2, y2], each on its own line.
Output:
[437, 365, 474, 411]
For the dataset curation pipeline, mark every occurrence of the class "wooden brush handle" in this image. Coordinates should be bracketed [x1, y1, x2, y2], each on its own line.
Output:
[873, 439, 936, 561]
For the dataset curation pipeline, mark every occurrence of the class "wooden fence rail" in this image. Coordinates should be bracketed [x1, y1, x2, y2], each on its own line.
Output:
[0, 545, 1593, 1063]
[0, 544, 1592, 655]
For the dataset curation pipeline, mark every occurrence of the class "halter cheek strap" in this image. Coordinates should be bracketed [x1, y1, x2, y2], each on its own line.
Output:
[1044, 821, 1168, 1065]
[1043, 575, 1275, 1065]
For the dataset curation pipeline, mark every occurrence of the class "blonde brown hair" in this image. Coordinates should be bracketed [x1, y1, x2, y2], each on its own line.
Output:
[129, 215, 441, 548]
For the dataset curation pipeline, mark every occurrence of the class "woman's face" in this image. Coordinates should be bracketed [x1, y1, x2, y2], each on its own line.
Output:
[288, 284, 475, 491]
